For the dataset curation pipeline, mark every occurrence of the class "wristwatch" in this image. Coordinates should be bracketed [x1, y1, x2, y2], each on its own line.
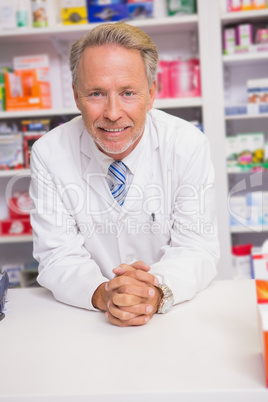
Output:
[157, 283, 174, 314]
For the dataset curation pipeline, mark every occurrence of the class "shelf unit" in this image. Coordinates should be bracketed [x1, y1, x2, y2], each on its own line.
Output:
[220, 6, 268, 253]
[0, 0, 236, 281]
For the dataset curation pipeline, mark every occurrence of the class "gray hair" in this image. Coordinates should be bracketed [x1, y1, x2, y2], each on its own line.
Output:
[70, 22, 159, 89]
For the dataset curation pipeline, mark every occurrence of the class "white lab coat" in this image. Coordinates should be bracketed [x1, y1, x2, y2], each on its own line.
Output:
[30, 109, 220, 310]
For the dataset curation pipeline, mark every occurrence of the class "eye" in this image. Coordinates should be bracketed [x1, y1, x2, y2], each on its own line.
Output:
[124, 91, 133, 97]
[91, 92, 101, 97]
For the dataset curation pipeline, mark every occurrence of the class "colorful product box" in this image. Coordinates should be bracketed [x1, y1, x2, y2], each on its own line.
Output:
[223, 28, 236, 55]
[8, 191, 33, 220]
[127, 2, 153, 19]
[166, 0, 196, 15]
[0, 219, 32, 236]
[87, 4, 128, 22]
[61, 0, 88, 24]
[0, 133, 23, 170]
[236, 24, 253, 47]
[226, 136, 239, 171]
[5, 54, 52, 111]
[23, 132, 44, 168]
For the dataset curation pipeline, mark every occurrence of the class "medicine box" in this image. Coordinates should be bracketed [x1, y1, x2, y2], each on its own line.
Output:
[87, 4, 128, 22]
[246, 191, 263, 226]
[5, 54, 52, 111]
[0, 219, 32, 237]
[166, 0, 196, 16]
[229, 195, 247, 226]
[223, 28, 236, 55]
[127, 2, 153, 19]
[226, 136, 239, 171]
[236, 24, 253, 47]
[61, 0, 88, 25]
[0, 133, 23, 170]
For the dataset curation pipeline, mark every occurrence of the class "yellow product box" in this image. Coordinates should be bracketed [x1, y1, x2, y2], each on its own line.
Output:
[60, 0, 88, 25]
[5, 55, 51, 111]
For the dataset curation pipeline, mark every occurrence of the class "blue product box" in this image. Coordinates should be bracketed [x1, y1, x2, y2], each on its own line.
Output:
[87, 4, 128, 22]
[259, 104, 268, 114]
[127, 2, 153, 19]
[225, 105, 247, 116]
[87, 1, 126, 5]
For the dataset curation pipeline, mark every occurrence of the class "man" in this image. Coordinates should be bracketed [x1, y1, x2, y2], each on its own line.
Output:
[30, 22, 220, 327]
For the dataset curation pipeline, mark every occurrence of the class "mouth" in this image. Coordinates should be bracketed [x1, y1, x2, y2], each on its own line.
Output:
[102, 127, 126, 133]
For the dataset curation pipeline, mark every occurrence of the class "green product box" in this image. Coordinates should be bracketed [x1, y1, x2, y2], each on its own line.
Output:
[166, 0, 196, 15]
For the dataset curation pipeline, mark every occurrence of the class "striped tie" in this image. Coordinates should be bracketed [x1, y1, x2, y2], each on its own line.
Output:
[108, 161, 127, 206]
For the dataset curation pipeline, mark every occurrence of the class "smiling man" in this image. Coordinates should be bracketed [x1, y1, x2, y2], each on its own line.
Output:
[30, 23, 220, 327]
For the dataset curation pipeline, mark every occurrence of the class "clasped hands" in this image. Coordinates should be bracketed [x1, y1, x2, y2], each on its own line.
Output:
[92, 261, 162, 327]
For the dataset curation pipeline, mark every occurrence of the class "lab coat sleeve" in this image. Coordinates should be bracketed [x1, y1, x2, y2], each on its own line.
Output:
[149, 136, 220, 305]
[29, 144, 108, 311]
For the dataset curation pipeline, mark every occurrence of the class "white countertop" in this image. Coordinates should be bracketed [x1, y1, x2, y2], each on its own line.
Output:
[1, 280, 267, 402]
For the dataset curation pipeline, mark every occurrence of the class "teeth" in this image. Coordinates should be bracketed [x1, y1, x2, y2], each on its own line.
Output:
[103, 128, 125, 132]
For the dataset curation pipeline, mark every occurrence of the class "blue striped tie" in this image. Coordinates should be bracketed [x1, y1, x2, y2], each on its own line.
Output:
[108, 161, 127, 206]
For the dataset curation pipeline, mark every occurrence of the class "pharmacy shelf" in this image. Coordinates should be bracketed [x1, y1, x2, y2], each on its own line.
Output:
[222, 51, 268, 65]
[225, 112, 268, 120]
[154, 97, 202, 109]
[0, 15, 199, 43]
[0, 235, 33, 244]
[221, 9, 268, 22]
[0, 98, 202, 119]
[0, 169, 31, 178]
[231, 225, 268, 233]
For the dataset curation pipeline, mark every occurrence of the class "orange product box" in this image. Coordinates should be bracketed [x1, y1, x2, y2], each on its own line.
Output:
[5, 54, 52, 111]
[0, 219, 32, 236]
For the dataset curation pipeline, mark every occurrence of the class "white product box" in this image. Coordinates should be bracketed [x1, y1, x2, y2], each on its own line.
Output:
[223, 28, 236, 55]
[226, 136, 239, 171]
[0, 0, 17, 30]
[247, 191, 263, 226]
[229, 195, 247, 226]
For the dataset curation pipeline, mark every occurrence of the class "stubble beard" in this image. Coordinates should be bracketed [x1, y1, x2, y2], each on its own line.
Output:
[84, 119, 144, 156]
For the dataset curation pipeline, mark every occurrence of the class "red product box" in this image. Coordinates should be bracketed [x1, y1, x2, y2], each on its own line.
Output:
[0, 219, 32, 236]
[23, 132, 43, 168]
[8, 191, 33, 220]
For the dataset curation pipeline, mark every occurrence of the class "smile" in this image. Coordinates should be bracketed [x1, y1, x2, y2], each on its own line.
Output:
[102, 128, 126, 132]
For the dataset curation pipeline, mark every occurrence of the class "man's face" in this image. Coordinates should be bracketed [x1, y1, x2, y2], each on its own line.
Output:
[73, 45, 156, 160]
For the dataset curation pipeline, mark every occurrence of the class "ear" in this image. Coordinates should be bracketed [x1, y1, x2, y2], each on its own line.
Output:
[147, 80, 157, 111]
[72, 82, 81, 111]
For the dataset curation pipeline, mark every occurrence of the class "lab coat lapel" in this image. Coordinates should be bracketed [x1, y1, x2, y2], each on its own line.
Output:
[80, 128, 121, 211]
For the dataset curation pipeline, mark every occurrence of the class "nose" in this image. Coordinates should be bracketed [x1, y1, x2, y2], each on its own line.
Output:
[103, 94, 124, 121]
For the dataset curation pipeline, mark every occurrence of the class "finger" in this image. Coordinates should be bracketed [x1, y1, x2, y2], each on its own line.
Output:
[107, 300, 137, 321]
[116, 268, 159, 287]
[105, 311, 151, 327]
[119, 303, 154, 316]
[106, 277, 156, 298]
[112, 261, 150, 276]
[112, 292, 142, 307]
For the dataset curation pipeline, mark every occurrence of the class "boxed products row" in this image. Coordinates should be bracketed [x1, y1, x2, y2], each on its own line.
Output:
[226, 132, 266, 172]
[248, 78, 268, 104]
[0, 0, 196, 29]
[0, 54, 52, 112]
[156, 58, 201, 99]
[226, 0, 268, 11]
[229, 191, 268, 227]
[0, 119, 49, 170]
[223, 22, 268, 55]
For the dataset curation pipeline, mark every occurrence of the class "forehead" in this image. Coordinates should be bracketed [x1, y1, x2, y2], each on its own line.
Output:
[78, 45, 147, 83]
